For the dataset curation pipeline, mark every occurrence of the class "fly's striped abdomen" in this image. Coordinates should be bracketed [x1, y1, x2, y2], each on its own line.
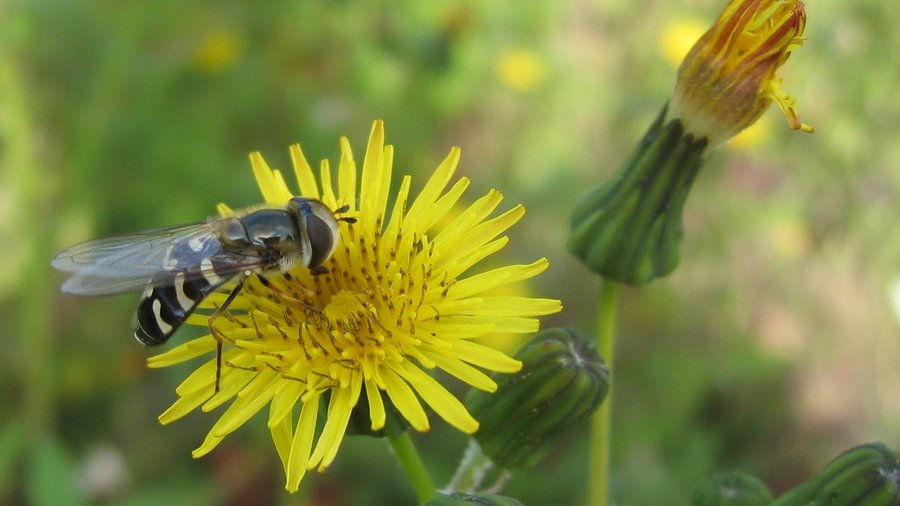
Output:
[133, 233, 237, 345]
[134, 269, 229, 345]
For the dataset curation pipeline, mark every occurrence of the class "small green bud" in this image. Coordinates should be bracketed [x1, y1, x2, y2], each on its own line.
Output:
[772, 442, 900, 506]
[691, 471, 773, 506]
[568, 105, 708, 284]
[466, 328, 610, 469]
[425, 492, 524, 506]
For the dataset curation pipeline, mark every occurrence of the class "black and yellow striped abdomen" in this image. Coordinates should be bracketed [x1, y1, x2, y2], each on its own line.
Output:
[134, 256, 232, 345]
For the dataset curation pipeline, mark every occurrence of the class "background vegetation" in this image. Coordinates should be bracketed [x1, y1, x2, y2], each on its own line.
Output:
[1, 0, 898, 504]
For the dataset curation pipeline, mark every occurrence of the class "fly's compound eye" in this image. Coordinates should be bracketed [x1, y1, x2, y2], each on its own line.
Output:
[306, 214, 336, 269]
[292, 198, 342, 269]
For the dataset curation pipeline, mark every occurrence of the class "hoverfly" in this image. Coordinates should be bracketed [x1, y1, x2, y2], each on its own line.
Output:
[52, 197, 356, 389]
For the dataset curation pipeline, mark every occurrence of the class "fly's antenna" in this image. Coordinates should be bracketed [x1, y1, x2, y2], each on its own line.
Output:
[334, 204, 357, 224]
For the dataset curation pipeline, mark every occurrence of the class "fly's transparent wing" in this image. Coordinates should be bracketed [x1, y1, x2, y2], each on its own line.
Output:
[53, 223, 217, 275]
[60, 272, 173, 296]
[52, 222, 229, 296]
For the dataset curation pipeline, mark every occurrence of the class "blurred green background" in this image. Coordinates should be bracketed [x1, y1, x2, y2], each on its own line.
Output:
[1, 0, 898, 504]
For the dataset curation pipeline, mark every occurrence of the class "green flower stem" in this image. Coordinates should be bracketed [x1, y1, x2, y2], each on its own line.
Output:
[444, 439, 494, 494]
[589, 280, 619, 506]
[485, 469, 512, 494]
[389, 432, 436, 504]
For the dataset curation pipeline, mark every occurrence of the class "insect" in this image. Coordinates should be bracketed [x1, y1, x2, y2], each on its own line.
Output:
[52, 197, 356, 389]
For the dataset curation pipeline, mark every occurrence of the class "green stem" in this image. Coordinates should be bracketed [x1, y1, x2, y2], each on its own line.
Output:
[589, 280, 619, 506]
[444, 439, 494, 493]
[389, 432, 436, 504]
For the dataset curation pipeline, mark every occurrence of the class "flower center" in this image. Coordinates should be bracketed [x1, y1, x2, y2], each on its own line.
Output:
[323, 290, 369, 326]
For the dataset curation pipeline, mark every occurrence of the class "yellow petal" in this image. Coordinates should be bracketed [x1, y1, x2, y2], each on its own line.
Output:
[318, 159, 336, 209]
[359, 120, 386, 220]
[438, 296, 562, 317]
[159, 388, 213, 425]
[315, 372, 362, 469]
[403, 147, 460, 231]
[269, 401, 293, 475]
[308, 378, 359, 470]
[380, 366, 430, 432]
[290, 144, 320, 200]
[446, 259, 549, 300]
[365, 378, 387, 431]
[192, 432, 225, 458]
[285, 396, 320, 492]
[210, 370, 277, 437]
[147, 335, 217, 368]
[431, 188, 503, 251]
[452, 339, 523, 372]
[337, 137, 357, 210]
[268, 379, 304, 429]
[427, 352, 498, 392]
[397, 361, 479, 433]
[250, 152, 293, 204]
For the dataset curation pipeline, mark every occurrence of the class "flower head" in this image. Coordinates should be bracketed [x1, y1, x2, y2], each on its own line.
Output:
[148, 121, 561, 492]
[669, 0, 813, 147]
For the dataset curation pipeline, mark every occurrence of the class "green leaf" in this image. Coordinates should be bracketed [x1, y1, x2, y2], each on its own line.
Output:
[27, 437, 86, 506]
[0, 420, 26, 497]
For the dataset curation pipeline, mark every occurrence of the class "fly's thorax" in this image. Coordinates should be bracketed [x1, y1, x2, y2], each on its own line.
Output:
[240, 209, 307, 269]
[217, 217, 252, 247]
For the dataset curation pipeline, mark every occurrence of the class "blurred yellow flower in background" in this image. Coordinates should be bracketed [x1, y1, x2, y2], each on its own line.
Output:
[659, 19, 706, 68]
[729, 118, 771, 150]
[494, 48, 547, 92]
[147, 121, 561, 492]
[193, 27, 244, 74]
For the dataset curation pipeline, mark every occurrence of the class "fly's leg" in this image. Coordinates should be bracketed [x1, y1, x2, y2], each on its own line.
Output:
[208, 275, 246, 393]
[256, 274, 322, 314]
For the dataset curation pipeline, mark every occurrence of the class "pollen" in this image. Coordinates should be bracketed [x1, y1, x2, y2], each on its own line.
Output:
[323, 289, 370, 326]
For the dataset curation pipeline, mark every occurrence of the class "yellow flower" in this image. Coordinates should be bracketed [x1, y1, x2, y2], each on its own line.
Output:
[669, 0, 813, 147]
[494, 49, 547, 92]
[147, 121, 561, 492]
[192, 27, 243, 74]
[659, 19, 707, 68]
[728, 116, 771, 150]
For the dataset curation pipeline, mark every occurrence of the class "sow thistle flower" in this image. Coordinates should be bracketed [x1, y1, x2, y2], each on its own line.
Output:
[669, 0, 813, 147]
[569, 0, 813, 284]
[148, 121, 561, 491]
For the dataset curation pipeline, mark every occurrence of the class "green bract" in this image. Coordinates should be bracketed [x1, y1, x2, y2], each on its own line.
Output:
[568, 106, 708, 285]
[772, 442, 900, 506]
[466, 328, 610, 469]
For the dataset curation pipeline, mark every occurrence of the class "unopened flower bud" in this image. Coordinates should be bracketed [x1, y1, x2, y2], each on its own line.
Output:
[569, 106, 707, 284]
[570, 0, 813, 284]
[466, 328, 610, 469]
[771, 442, 900, 506]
